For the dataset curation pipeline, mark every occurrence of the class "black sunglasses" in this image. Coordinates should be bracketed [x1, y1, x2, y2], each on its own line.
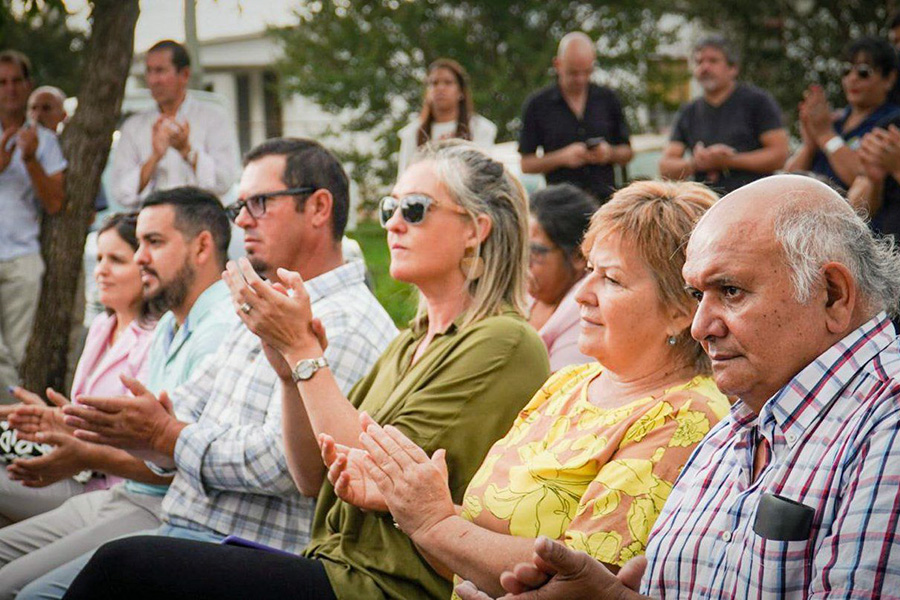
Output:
[225, 187, 317, 222]
[378, 193, 468, 228]
[841, 62, 874, 79]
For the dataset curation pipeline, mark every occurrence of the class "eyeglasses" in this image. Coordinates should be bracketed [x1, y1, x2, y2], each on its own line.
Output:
[225, 187, 317, 222]
[529, 242, 556, 260]
[841, 63, 874, 79]
[378, 193, 468, 228]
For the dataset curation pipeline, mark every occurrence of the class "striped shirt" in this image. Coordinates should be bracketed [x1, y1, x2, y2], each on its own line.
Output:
[643, 314, 900, 599]
[161, 260, 397, 553]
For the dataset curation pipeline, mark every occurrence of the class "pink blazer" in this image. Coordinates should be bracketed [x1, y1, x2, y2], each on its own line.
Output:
[69, 313, 155, 489]
[71, 312, 155, 401]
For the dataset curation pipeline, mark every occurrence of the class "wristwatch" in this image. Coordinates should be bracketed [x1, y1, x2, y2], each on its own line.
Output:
[290, 356, 329, 383]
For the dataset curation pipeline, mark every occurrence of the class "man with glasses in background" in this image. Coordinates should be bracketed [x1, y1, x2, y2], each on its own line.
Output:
[659, 35, 789, 195]
[17, 138, 397, 599]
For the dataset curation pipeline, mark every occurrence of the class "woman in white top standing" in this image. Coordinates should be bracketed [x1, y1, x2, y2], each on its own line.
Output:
[397, 58, 497, 176]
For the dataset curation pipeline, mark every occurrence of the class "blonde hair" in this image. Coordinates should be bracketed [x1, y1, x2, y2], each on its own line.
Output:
[582, 180, 718, 373]
[410, 140, 529, 328]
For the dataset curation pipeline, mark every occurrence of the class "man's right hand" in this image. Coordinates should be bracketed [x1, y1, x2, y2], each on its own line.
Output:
[557, 142, 591, 169]
[0, 126, 18, 172]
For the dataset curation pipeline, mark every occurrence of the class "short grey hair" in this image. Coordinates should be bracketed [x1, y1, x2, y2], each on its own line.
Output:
[774, 200, 900, 317]
[694, 35, 740, 66]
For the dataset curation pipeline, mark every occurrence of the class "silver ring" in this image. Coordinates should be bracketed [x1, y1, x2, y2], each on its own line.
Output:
[240, 302, 253, 314]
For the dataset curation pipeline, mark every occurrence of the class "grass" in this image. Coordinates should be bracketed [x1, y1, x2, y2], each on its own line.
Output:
[348, 220, 418, 327]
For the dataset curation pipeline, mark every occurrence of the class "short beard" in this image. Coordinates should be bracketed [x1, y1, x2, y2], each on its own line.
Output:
[145, 260, 196, 316]
[247, 256, 270, 279]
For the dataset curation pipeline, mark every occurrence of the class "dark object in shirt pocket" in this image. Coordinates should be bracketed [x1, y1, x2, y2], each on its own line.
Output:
[753, 493, 814, 541]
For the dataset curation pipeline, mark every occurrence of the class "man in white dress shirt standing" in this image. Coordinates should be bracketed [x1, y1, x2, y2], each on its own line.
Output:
[110, 40, 240, 209]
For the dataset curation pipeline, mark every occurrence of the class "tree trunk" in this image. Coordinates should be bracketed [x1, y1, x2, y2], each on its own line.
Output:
[19, 0, 140, 394]
[184, 0, 205, 90]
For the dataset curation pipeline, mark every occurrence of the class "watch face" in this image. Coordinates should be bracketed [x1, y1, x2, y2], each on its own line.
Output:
[296, 361, 316, 380]
[292, 357, 327, 382]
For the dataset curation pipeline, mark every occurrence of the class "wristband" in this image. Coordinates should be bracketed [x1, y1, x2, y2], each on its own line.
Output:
[824, 135, 845, 155]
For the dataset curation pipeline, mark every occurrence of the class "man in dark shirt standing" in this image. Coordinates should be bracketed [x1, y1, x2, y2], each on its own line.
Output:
[659, 35, 789, 195]
[519, 32, 632, 202]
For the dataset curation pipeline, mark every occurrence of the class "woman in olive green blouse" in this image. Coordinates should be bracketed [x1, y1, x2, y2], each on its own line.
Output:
[65, 140, 551, 600]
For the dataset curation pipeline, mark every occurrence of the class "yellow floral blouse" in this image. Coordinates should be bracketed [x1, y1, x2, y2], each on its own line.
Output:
[459, 362, 730, 568]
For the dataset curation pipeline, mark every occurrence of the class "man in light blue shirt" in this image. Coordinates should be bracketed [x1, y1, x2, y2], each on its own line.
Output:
[0, 50, 67, 401]
[0, 187, 235, 599]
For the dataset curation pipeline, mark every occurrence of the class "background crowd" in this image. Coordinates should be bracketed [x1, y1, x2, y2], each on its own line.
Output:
[0, 14, 895, 600]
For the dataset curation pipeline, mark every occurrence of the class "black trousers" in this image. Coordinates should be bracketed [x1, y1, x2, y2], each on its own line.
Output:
[63, 535, 338, 600]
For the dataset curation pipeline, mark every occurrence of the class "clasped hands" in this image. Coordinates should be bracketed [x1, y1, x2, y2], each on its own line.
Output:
[798, 84, 836, 148]
[151, 115, 192, 163]
[61, 376, 184, 468]
[222, 257, 326, 370]
[558, 141, 614, 169]
[690, 142, 735, 178]
[0, 124, 39, 172]
[858, 124, 900, 182]
[321, 412, 454, 543]
[1, 386, 88, 487]
[323, 413, 648, 599]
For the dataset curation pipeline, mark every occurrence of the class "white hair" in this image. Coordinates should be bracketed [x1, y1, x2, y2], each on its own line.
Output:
[30, 85, 65, 105]
[774, 199, 900, 317]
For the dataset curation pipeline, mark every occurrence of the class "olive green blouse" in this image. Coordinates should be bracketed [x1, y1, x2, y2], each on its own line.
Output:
[304, 310, 551, 600]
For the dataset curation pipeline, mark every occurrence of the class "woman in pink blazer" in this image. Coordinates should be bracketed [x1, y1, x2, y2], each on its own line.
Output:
[0, 213, 157, 525]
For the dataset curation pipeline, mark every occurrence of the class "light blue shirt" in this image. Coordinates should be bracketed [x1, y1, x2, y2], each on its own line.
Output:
[0, 124, 67, 261]
[126, 280, 237, 496]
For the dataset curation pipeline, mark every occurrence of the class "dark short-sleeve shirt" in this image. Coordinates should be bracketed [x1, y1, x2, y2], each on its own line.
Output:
[671, 83, 783, 194]
[519, 83, 630, 201]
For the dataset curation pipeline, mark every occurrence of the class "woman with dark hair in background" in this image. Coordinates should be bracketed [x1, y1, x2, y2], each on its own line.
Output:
[527, 183, 597, 370]
[0, 213, 157, 526]
[787, 36, 900, 187]
[397, 58, 497, 175]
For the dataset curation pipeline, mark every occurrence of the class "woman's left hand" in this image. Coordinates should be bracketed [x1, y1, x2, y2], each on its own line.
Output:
[359, 421, 454, 543]
[222, 258, 321, 360]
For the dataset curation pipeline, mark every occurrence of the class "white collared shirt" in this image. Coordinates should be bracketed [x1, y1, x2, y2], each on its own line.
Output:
[109, 93, 240, 208]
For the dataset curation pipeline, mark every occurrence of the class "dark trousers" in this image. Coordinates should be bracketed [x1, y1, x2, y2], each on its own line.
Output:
[63, 535, 338, 600]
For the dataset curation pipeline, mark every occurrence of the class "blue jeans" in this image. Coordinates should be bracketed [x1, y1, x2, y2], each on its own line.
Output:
[16, 525, 225, 600]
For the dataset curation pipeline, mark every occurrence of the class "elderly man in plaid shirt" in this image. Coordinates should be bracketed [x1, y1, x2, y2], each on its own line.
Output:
[456, 174, 900, 600]
[20, 138, 397, 600]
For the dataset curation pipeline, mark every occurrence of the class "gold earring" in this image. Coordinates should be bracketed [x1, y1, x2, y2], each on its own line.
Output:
[460, 246, 485, 279]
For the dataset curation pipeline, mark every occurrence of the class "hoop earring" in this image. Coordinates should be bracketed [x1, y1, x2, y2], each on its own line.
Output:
[460, 246, 485, 280]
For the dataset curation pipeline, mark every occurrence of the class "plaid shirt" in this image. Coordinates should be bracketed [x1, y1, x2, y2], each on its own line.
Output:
[643, 314, 900, 599]
[161, 260, 397, 553]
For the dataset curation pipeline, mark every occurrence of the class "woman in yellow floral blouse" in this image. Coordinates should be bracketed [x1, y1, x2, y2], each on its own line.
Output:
[324, 180, 731, 598]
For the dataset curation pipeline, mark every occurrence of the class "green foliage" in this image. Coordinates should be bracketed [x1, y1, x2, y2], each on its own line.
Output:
[274, 0, 674, 192]
[0, 0, 85, 95]
[678, 0, 898, 136]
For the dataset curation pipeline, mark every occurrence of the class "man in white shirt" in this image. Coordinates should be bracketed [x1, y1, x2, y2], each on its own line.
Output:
[109, 40, 240, 209]
[0, 50, 67, 402]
